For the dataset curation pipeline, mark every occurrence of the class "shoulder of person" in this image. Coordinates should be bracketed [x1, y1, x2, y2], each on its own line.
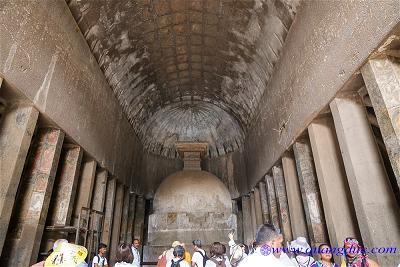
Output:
[115, 263, 135, 267]
[30, 261, 45, 267]
[193, 251, 201, 256]
[367, 258, 379, 267]
[224, 257, 232, 267]
[237, 253, 262, 265]
[92, 255, 99, 263]
[228, 239, 236, 247]
[159, 250, 167, 258]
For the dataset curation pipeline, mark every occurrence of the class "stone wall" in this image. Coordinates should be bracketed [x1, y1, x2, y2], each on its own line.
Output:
[0, 0, 139, 183]
[148, 212, 237, 246]
[245, 0, 400, 188]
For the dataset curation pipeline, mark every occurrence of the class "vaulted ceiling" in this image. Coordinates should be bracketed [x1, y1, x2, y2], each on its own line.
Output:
[68, 0, 299, 158]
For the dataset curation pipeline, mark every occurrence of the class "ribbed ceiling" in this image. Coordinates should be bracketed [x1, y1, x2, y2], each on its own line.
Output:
[68, 0, 299, 158]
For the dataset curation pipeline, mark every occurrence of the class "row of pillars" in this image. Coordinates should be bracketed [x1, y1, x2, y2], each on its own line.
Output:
[241, 55, 400, 266]
[0, 85, 146, 266]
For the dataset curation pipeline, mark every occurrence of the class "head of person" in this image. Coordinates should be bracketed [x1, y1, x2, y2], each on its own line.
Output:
[289, 236, 312, 257]
[344, 237, 360, 258]
[255, 224, 282, 252]
[192, 239, 202, 250]
[210, 242, 225, 258]
[181, 242, 186, 249]
[98, 243, 107, 255]
[116, 243, 134, 263]
[318, 244, 334, 263]
[133, 239, 140, 249]
[173, 245, 185, 259]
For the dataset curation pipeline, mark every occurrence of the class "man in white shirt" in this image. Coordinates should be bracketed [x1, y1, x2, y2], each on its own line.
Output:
[270, 233, 295, 266]
[131, 239, 141, 267]
[191, 239, 207, 267]
[238, 224, 293, 267]
[92, 243, 108, 267]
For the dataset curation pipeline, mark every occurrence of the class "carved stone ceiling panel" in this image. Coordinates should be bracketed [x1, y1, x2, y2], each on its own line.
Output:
[68, 0, 299, 158]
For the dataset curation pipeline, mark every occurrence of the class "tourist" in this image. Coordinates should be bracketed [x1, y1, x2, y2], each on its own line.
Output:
[45, 242, 88, 266]
[131, 239, 141, 267]
[315, 243, 338, 267]
[269, 233, 293, 266]
[159, 241, 182, 264]
[205, 242, 231, 267]
[289, 237, 317, 267]
[91, 243, 109, 267]
[341, 237, 379, 267]
[181, 243, 192, 264]
[166, 245, 191, 267]
[191, 239, 208, 267]
[227, 232, 248, 266]
[114, 243, 134, 266]
[237, 223, 290, 266]
[30, 239, 69, 267]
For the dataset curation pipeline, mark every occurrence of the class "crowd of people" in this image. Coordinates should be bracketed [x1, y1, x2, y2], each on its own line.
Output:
[156, 224, 381, 267]
[30, 223, 385, 267]
[30, 238, 142, 267]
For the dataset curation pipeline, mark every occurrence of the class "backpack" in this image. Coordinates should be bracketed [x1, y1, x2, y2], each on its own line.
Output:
[88, 255, 105, 267]
[209, 257, 226, 267]
[195, 250, 209, 267]
[156, 251, 167, 267]
[171, 258, 184, 267]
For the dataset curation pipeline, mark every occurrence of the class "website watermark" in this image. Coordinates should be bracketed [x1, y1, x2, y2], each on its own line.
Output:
[260, 245, 398, 256]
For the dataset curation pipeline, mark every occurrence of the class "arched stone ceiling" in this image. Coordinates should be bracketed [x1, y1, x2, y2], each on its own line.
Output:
[68, 0, 299, 158]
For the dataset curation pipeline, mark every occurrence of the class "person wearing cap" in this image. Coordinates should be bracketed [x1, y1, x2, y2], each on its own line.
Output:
[30, 239, 70, 267]
[340, 237, 379, 267]
[45, 242, 88, 267]
[238, 223, 291, 267]
[289, 237, 317, 267]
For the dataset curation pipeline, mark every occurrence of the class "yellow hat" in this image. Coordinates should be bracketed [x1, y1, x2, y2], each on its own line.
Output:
[172, 241, 181, 248]
[45, 242, 87, 266]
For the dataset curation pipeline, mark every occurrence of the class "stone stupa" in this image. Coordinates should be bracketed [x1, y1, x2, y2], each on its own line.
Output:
[144, 143, 237, 263]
